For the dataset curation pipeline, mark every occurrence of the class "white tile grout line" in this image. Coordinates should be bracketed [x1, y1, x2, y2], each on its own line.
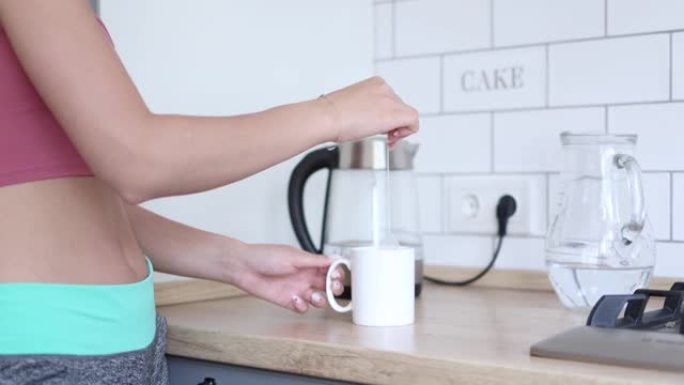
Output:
[390, 0, 396, 59]
[419, 170, 684, 177]
[415, 99, 680, 116]
[545, 173, 552, 230]
[604, 0, 608, 36]
[489, 0, 495, 48]
[670, 172, 675, 241]
[425, 232, 547, 240]
[424, 234, 684, 244]
[659, 240, 684, 245]
[490, 112, 495, 173]
[373, 2, 384, 67]
[424, 233, 684, 243]
[439, 55, 445, 113]
[544, 44, 550, 107]
[670, 33, 674, 101]
[439, 174, 446, 233]
[375, 28, 684, 63]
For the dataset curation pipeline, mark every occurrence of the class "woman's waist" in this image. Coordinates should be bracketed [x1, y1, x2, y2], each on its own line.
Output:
[0, 176, 147, 284]
[0, 257, 157, 355]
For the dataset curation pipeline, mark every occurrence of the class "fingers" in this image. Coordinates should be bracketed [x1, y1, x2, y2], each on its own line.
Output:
[310, 265, 342, 295]
[331, 279, 344, 296]
[309, 272, 326, 291]
[293, 270, 344, 313]
[280, 253, 348, 314]
[388, 126, 418, 149]
[326, 257, 346, 296]
[324, 258, 345, 280]
[289, 288, 330, 312]
[292, 254, 331, 269]
[383, 79, 419, 136]
[305, 290, 327, 309]
[393, 126, 417, 138]
[396, 112, 419, 137]
[291, 295, 309, 313]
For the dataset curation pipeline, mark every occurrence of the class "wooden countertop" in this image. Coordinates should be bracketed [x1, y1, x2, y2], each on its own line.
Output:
[158, 283, 683, 385]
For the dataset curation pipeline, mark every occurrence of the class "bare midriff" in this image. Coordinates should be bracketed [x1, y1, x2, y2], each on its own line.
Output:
[0, 177, 147, 284]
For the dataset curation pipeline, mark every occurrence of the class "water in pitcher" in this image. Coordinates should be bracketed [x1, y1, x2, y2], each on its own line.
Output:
[546, 248, 652, 309]
[324, 240, 424, 298]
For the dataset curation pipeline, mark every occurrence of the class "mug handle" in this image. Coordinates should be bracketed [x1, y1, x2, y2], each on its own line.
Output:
[614, 154, 646, 245]
[326, 258, 352, 313]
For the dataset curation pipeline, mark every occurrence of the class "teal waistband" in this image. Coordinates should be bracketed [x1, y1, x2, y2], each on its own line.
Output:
[0, 258, 156, 355]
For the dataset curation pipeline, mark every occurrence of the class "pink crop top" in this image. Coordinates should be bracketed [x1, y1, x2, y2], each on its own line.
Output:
[0, 24, 96, 188]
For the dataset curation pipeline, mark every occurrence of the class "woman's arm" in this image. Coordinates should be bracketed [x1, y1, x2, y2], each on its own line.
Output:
[123, 204, 241, 284]
[0, 0, 418, 204]
[124, 204, 344, 313]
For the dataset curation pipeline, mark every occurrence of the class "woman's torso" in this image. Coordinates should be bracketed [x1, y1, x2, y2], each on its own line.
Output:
[0, 20, 147, 284]
[0, 177, 147, 284]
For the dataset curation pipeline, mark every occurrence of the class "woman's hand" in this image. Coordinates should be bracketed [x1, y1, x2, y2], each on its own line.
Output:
[231, 244, 345, 313]
[321, 76, 419, 147]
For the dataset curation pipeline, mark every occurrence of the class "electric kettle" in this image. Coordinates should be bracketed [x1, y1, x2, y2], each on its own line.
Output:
[287, 136, 423, 298]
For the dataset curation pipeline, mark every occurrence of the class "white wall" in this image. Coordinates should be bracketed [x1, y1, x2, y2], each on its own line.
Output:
[102, 0, 684, 280]
[100, 1, 373, 281]
[375, 0, 684, 277]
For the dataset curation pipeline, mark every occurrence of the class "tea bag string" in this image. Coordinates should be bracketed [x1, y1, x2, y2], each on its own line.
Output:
[382, 139, 398, 247]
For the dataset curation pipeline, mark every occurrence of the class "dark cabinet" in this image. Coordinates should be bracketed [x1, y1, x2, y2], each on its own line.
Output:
[167, 356, 357, 385]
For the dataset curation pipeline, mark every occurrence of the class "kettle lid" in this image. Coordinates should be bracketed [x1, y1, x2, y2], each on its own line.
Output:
[338, 135, 418, 170]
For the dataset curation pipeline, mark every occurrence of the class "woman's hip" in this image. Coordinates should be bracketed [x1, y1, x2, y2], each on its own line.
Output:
[0, 257, 167, 384]
[0, 315, 168, 385]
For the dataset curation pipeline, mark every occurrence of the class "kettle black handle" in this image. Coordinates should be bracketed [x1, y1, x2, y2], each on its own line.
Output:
[288, 146, 339, 253]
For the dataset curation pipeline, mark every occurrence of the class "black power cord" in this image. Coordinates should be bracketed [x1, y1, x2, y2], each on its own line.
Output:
[423, 195, 517, 286]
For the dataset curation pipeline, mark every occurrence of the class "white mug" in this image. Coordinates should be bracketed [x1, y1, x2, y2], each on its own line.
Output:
[326, 246, 415, 326]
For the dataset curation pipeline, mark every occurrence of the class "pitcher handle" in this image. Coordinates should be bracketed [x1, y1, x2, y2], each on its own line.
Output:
[614, 154, 646, 245]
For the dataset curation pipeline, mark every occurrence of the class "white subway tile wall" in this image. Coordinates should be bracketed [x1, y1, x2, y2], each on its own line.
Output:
[549, 35, 670, 106]
[607, 0, 684, 35]
[422, 234, 493, 266]
[413, 114, 491, 173]
[493, 108, 604, 172]
[495, 237, 546, 271]
[641, 173, 672, 241]
[655, 242, 684, 277]
[416, 175, 443, 233]
[674, 33, 684, 100]
[672, 173, 684, 241]
[375, 0, 684, 277]
[395, 0, 490, 56]
[609, 103, 684, 170]
[374, 3, 393, 59]
[376, 57, 441, 114]
[493, 0, 604, 47]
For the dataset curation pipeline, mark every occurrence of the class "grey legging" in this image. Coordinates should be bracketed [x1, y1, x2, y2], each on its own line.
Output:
[0, 315, 168, 385]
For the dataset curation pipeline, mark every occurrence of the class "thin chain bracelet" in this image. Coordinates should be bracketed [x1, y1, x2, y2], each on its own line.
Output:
[318, 94, 341, 142]
[319, 94, 340, 120]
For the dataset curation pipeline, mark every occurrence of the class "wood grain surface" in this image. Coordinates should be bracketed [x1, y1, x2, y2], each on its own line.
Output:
[154, 279, 244, 307]
[424, 266, 678, 291]
[157, 282, 683, 385]
[154, 266, 677, 306]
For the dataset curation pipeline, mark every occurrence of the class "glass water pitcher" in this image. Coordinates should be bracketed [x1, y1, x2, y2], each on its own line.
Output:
[545, 133, 655, 309]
